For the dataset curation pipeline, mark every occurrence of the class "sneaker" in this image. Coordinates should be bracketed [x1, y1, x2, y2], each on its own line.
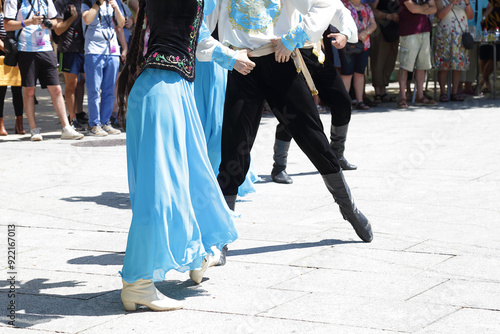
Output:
[76, 112, 89, 124]
[30, 128, 43, 141]
[61, 125, 84, 140]
[102, 124, 121, 135]
[89, 125, 108, 137]
[71, 118, 86, 132]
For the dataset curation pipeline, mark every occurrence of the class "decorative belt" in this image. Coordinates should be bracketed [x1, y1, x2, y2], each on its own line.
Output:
[230, 43, 318, 96]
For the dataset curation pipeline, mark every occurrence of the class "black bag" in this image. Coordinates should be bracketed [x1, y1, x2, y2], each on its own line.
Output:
[4, 31, 21, 67]
[461, 32, 474, 50]
[450, 7, 474, 50]
[379, 20, 399, 43]
[343, 41, 364, 56]
[4, 0, 34, 67]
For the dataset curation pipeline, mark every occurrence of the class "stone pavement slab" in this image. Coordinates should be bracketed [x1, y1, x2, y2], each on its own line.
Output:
[1, 87, 499, 333]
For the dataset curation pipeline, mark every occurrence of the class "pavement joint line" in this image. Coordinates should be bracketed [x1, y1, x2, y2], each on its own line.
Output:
[0, 223, 127, 234]
[405, 279, 451, 302]
[469, 171, 496, 181]
[413, 306, 463, 333]
[460, 306, 500, 312]
[74, 316, 127, 334]
[66, 249, 125, 254]
[14, 268, 121, 278]
[402, 239, 430, 251]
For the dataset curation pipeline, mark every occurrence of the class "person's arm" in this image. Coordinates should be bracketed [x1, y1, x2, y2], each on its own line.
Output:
[127, 0, 138, 13]
[196, 0, 255, 75]
[464, 0, 474, 20]
[82, 1, 101, 25]
[4, 16, 43, 31]
[115, 24, 128, 62]
[54, 4, 78, 35]
[404, 0, 438, 15]
[482, 2, 493, 19]
[109, 0, 125, 28]
[436, 0, 455, 20]
[358, 9, 377, 42]
[0, 39, 4, 52]
[329, 3, 359, 45]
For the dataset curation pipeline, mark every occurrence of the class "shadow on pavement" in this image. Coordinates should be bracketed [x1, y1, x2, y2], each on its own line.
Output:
[228, 238, 359, 257]
[61, 191, 131, 210]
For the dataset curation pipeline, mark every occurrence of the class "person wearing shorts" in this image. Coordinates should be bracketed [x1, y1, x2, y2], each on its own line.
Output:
[54, 0, 86, 131]
[4, 0, 83, 141]
[397, 0, 438, 108]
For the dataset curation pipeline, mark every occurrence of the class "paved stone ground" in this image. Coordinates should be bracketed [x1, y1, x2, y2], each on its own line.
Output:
[0, 85, 499, 333]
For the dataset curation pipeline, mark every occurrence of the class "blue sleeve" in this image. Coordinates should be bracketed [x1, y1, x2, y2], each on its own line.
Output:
[212, 44, 237, 70]
[281, 25, 310, 51]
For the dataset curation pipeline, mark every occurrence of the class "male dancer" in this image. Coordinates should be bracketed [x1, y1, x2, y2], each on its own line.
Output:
[198, 0, 373, 264]
[271, 12, 359, 184]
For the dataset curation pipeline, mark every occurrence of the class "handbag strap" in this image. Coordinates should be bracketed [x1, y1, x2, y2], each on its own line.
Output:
[449, 5, 466, 35]
[14, 0, 35, 41]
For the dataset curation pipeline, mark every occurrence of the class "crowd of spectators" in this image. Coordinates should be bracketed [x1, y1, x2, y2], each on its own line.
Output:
[1, 0, 499, 139]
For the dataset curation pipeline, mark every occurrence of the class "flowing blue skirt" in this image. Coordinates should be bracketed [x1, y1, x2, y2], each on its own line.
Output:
[194, 60, 260, 197]
[121, 68, 238, 283]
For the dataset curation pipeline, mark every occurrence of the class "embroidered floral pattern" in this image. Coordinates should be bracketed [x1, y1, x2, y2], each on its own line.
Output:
[144, 0, 203, 80]
[228, 0, 282, 33]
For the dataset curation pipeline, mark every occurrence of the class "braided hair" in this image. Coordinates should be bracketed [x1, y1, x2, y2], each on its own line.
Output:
[117, 0, 146, 130]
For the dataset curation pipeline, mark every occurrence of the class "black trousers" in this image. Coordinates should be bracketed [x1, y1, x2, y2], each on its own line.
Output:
[0, 86, 23, 118]
[276, 48, 352, 142]
[217, 54, 341, 195]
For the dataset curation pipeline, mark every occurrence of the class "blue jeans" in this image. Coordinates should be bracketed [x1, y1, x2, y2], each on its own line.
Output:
[84, 54, 120, 127]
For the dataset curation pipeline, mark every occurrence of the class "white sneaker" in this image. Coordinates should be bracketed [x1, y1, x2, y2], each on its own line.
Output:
[102, 124, 121, 135]
[61, 125, 84, 140]
[89, 125, 108, 137]
[30, 128, 43, 141]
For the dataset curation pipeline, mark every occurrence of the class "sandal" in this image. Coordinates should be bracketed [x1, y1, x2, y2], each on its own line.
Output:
[415, 97, 438, 106]
[439, 94, 449, 102]
[380, 93, 396, 102]
[397, 99, 408, 108]
[355, 102, 370, 110]
[374, 94, 383, 104]
[450, 94, 464, 102]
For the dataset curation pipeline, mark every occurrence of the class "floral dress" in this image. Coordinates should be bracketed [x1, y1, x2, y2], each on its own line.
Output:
[342, 0, 374, 50]
[434, 0, 470, 71]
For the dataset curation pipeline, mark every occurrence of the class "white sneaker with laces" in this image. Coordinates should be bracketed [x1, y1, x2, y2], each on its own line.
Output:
[61, 125, 84, 140]
[89, 125, 108, 137]
[102, 124, 121, 135]
[30, 128, 43, 141]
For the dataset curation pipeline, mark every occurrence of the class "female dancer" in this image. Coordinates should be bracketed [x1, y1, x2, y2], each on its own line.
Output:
[117, 0, 238, 312]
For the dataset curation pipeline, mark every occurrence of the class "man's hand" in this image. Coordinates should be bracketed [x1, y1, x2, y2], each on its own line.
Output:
[233, 49, 256, 75]
[327, 33, 347, 49]
[69, 5, 77, 18]
[272, 38, 292, 63]
[109, 0, 119, 11]
[125, 17, 133, 28]
[121, 48, 127, 63]
[28, 15, 44, 26]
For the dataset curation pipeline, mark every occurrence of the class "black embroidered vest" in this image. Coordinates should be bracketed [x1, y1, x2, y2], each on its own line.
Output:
[143, 0, 203, 82]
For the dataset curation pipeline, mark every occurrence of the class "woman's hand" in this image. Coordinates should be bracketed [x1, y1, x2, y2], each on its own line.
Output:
[272, 38, 292, 63]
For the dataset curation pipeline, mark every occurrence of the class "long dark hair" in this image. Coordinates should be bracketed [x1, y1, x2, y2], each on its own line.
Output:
[117, 0, 146, 130]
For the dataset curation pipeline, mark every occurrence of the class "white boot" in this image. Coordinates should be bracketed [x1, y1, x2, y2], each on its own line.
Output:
[189, 258, 209, 284]
[121, 278, 183, 312]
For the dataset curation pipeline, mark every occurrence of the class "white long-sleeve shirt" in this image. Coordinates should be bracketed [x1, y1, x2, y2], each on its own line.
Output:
[197, 0, 355, 68]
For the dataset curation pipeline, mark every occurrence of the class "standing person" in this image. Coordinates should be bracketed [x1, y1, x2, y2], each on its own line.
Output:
[54, 0, 86, 130]
[397, 0, 438, 108]
[478, 0, 500, 93]
[200, 0, 373, 243]
[269, 8, 360, 185]
[340, 0, 377, 110]
[117, 0, 239, 312]
[370, 0, 400, 103]
[0, 0, 24, 136]
[81, 0, 124, 136]
[434, 0, 473, 102]
[3, 0, 84, 141]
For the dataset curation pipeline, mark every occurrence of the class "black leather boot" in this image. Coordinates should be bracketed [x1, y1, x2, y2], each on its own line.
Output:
[271, 139, 293, 184]
[330, 124, 357, 170]
[322, 172, 373, 242]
